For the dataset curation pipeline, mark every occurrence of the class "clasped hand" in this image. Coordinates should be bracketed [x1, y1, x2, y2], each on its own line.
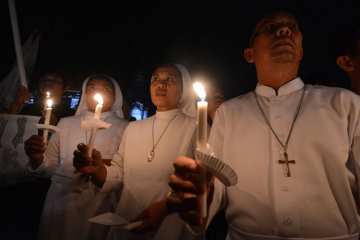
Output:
[73, 143, 103, 174]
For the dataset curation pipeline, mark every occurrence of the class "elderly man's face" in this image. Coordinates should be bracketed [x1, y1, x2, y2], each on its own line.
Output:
[245, 11, 303, 65]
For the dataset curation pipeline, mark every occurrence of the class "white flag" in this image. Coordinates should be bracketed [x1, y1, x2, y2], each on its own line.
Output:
[0, 30, 40, 112]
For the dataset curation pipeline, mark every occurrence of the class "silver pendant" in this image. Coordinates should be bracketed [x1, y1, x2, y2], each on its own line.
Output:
[148, 150, 154, 162]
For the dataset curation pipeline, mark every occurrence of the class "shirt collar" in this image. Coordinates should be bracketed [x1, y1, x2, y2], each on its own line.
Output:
[255, 77, 304, 97]
[155, 108, 181, 120]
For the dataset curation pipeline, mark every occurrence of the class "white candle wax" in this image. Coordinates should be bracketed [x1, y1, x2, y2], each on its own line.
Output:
[197, 99, 208, 218]
[43, 92, 50, 111]
[94, 103, 103, 119]
[43, 98, 53, 143]
[88, 93, 103, 156]
[193, 81, 208, 218]
[93, 93, 103, 119]
[197, 100, 208, 152]
[88, 128, 98, 157]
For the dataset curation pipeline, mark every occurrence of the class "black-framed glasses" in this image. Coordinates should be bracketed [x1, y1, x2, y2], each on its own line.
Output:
[249, 20, 301, 46]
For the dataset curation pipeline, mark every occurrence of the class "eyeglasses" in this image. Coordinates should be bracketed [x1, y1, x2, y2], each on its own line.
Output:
[250, 20, 300, 45]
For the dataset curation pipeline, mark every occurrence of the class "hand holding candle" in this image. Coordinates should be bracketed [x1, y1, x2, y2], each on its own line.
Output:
[193, 81, 208, 218]
[43, 98, 53, 143]
[88, 93, 103, 156]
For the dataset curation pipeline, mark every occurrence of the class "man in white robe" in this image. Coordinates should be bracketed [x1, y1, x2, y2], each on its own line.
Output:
[25, 74, 129, 240]
[166, 11, 360, 239]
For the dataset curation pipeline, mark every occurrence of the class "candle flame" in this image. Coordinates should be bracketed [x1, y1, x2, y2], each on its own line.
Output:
[94, 93, 103, 105]
[46, 99, 53, 108]
[193, 82, 206, 101]
[46, 92, 50, 98]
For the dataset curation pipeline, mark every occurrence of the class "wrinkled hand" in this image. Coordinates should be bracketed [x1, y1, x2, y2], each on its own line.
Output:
[24, 135, 46, 169]
[129, 200, 170, 234]
[73, 143, 103, 175]
[166, 156, 214, 226]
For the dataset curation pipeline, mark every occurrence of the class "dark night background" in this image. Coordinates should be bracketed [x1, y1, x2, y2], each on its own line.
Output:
[1, 0, 359, 113]
[0, 1, 359, 239]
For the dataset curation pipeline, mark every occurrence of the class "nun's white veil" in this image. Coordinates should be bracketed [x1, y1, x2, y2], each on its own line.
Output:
[75, 74, 124, 118]
[174, 63, 197, 118]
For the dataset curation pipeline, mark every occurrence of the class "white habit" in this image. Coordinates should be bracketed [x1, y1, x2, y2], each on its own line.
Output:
[103, 63, 200, 240]
[105, 109, 198, 240]
[29, 75, 129, 240]
[32, 111, 128, 240]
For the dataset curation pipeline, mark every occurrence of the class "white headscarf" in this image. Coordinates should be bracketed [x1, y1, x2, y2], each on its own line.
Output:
[174, 63, 197, 118]
[75, 74, 124, 118]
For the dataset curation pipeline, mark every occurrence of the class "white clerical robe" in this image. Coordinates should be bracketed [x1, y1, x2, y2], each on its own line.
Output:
[208, 78, 360, 239]
[30, 111, 128, 240]
[104, 108, 198, 240]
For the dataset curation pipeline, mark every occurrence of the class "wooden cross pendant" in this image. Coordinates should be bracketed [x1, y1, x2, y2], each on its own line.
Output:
[277, 151, 296, 177]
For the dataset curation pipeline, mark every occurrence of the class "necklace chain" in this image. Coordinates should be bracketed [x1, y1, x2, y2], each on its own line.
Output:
[254, 85, 306, 152]
[148, 114, 178, 162]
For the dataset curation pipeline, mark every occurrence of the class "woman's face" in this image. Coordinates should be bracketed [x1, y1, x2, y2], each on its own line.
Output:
[85, 78, 115, 112]
[150, 66, 183, 111]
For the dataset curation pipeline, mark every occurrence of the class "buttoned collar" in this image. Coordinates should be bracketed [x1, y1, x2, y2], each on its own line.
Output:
[255, 77, 304, 97]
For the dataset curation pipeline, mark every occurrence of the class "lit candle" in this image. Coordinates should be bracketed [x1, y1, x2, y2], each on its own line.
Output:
[43, 91, 50, 111]
[88, 93, 103, 156]
[93, 93, 103, 119]
[193, 81, 208, 218]
[193, 82, 208, 152]
[43, 98, 53, 143]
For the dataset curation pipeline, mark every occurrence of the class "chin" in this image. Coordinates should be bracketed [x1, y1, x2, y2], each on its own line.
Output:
[272, 52, 296, 63]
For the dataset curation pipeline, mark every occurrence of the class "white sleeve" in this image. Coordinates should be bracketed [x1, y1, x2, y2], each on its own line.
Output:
[206, 104, 227, 226]
[349, 97, 360, 205]
[100, 125, 129, 192]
